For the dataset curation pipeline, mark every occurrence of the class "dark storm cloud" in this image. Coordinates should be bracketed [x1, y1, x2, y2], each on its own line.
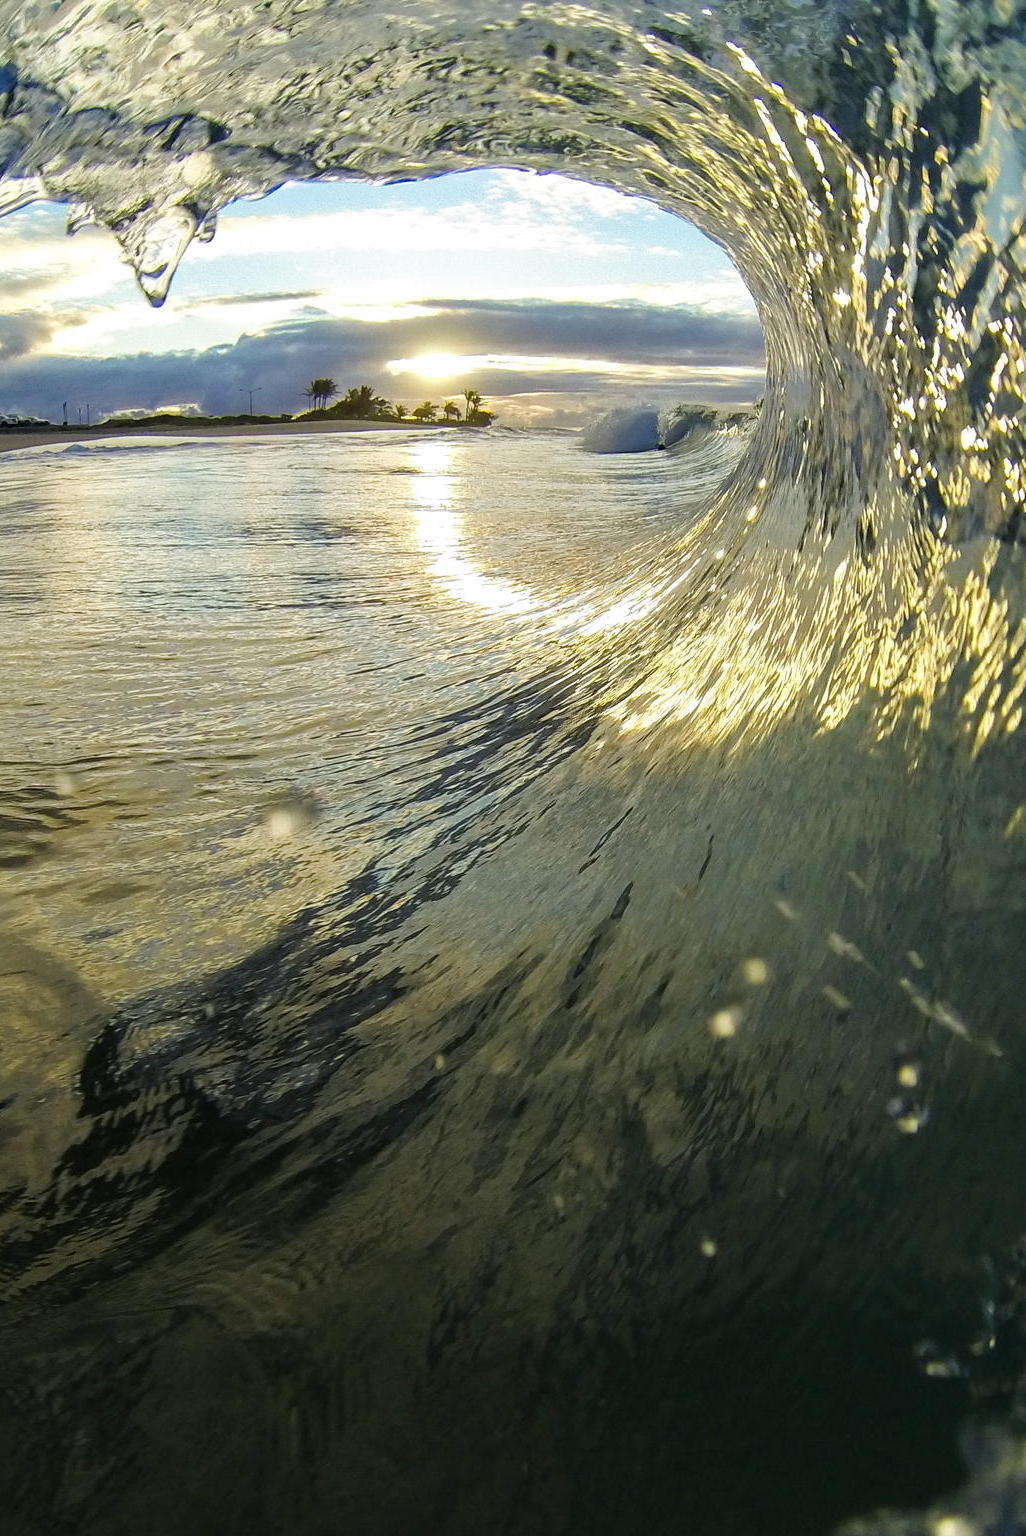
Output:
[0, 314, 377, 419]
[0, 297, 764, 419]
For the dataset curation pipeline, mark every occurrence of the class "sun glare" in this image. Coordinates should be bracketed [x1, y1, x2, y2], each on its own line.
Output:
[399, 352, 470, 379]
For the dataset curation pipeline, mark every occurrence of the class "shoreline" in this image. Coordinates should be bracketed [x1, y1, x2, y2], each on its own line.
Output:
[0, 418, 467, 456]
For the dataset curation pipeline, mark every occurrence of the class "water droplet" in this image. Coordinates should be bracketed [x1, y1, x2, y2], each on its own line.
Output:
[700, 1237, 718, 1258]
[113, 204, 198, 306]
[433, 1053, 447, 1071]
[0, 175, 45, 218]
[54, 770, 77, 797]
[195, 209, 219, 244]
[66, 201, 96, 235]
[740, 956, 770, 985]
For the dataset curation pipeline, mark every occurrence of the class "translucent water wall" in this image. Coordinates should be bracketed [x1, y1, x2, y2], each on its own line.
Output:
[2, 3, 1026, 1532]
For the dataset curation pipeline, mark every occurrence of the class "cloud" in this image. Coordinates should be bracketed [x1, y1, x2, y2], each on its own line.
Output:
[383, 297, 765, 368]
[184, 288, 326, 308]
[482, 169, 664, 225]
[0, 267, 73, 302]
[0, 175, 758, 377]
[0, 312, 66, 360]
[0, 217, 130, 302]
[0, 297, 764, 422]
[191, 179, 671, 270]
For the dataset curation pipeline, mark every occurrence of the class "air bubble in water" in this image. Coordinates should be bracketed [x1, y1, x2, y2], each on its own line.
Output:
[709, 1007, 742, 1038]
[913, 1340, 964, 1379]
[821, 985, 851, 1015]
[260, 792, 319, 841]
[827, 932, 868, 965]
[887, 1096, 929, 1135]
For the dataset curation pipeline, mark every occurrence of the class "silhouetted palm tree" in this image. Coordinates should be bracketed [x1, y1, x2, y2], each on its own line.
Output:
[463, 388, 481, 421]
[304, 377, 338, 411]
[412, 401, 437, 422]
[338, 383, 388, 418]
[442, 400, 460, 421]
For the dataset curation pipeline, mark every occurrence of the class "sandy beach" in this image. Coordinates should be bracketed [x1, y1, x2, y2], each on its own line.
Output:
[0, 417, 457, 455]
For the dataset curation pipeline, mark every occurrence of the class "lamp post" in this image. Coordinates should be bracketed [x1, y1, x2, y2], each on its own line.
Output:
[240, 387, 263, 415]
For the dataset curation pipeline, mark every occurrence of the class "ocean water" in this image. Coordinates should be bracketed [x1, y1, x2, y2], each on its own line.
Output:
[3, 0, 1026, 1533]
[1, 427, 725, 1001]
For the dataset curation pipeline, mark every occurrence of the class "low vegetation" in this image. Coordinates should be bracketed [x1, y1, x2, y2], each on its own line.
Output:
[1, 382, 497, 433]
[296, 380, 495, 426]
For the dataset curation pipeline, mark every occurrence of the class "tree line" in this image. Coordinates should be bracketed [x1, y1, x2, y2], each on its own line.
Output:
[301, 380, 494, 425]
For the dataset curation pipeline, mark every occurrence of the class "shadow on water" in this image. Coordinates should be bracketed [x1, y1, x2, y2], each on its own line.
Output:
[2, 647, 1026, 1535]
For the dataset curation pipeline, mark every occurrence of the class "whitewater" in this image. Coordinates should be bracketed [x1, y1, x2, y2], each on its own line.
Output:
[1, 2, 1026, 1533]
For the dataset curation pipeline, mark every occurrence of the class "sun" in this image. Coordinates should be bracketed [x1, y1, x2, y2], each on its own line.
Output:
[405, 352, 468, 379]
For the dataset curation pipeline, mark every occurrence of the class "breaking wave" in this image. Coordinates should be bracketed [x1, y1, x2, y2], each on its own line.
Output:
[581, 406, 664, 453]
[2, 2, 1026, 1532]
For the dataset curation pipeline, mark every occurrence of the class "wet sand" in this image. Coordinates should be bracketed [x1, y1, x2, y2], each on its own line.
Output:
[0, 418, 459, 455]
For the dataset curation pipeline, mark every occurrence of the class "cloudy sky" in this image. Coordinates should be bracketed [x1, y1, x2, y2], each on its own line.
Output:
[0, 169, 764, 428]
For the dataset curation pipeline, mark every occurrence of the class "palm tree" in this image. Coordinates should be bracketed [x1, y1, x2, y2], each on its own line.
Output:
[339, 383, 388, 419]
[442, 399, 460, 422]
[392, 402, 407, 421]
[411, 401, 437, 422]
[304, 377, 338, 412]
[463, 388, 482, 421]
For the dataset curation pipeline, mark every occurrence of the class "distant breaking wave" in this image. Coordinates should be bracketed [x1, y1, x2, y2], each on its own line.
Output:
[581, 407, 663, 453]
[580, 404, 757, 454]
[2, 3, 1026, 1534]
